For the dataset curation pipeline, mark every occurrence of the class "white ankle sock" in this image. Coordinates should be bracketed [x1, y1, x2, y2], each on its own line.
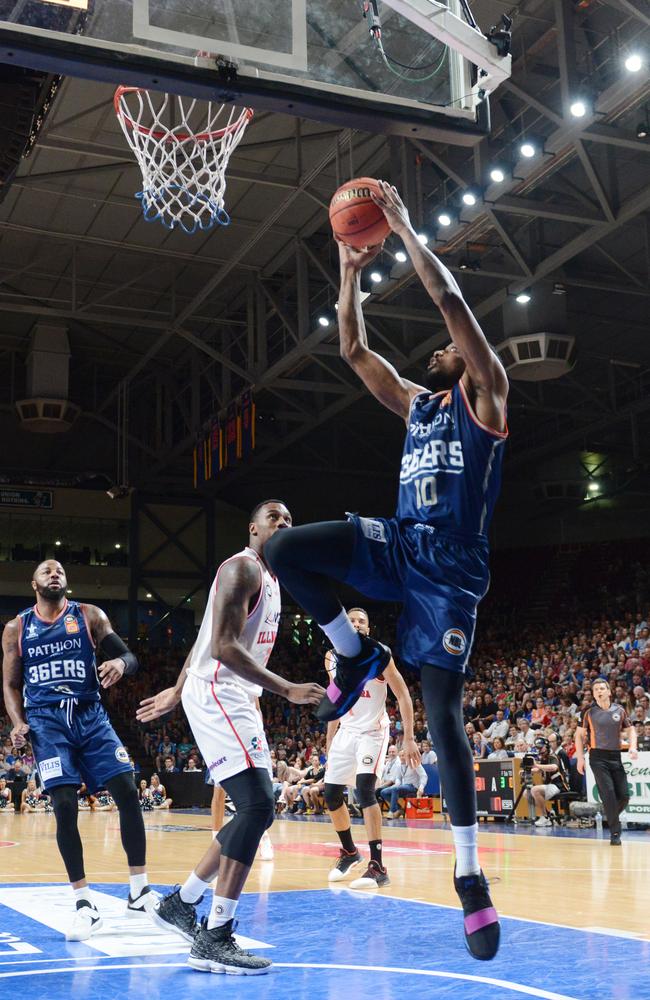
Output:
[73, 886, 93, 908]
[207, 894, 238, 929]
[180, 871, 212, 904]
[129, 873, 148, 897]
[451, 823, 480, 877]
[320, 609, 362, 658]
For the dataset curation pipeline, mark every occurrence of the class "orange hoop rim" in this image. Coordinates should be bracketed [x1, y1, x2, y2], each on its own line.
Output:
[114, 86, 254, 143]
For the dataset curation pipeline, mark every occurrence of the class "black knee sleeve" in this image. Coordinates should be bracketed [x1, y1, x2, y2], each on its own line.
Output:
[106, 772, 146, 868]
[355, 772, 378, 810]
[218, 769, 275, 866]
[324, 782, 346, 812]
[50, 784, 85, 883]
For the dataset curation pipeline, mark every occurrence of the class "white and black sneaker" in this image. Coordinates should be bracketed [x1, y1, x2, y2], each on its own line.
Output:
[188, 918, 271, 975]
[66, 900, 103, 941]
[127, 884, 160, 916]
[328, 848, 363, 882]
[152, 887, 201, 942]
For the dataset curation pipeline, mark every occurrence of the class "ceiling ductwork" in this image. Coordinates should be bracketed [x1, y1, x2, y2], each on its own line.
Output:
[15, 323, 80, 433]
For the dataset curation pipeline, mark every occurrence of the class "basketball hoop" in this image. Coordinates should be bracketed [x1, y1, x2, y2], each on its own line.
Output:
[114, 85, 253, 234]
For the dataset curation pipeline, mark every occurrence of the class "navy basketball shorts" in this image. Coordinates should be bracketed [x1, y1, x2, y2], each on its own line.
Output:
[344, 514, 491, 673]
[27, 701, 133, 793]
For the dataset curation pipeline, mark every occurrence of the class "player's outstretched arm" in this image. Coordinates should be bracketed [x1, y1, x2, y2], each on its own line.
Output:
[337, 239, 426, 420]
[211, 558, 325, 706]
[384, 659, 421, 768]
[1, 618, 30, 746]
[371, 181, 508, 428]
[136, 645, 195, 723]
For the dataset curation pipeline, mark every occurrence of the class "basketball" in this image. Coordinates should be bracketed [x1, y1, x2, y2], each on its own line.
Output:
[329, 177, 390, 249]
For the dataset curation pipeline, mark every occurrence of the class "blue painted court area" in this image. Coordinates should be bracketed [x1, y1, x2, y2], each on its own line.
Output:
[0, 883, 648, 1000]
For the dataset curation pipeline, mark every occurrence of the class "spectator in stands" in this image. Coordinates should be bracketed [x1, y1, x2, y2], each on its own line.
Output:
[6, 758, 27, 809]
[531, 698, 551, 728]
[420, 740, 437, 765]
[156, 733, 177, 772]
[183, 758, 200, 773]
[472, 732, 488, 760]
[162, 755, 178, 775]
[149, 774, 172, 810]
[517, 718, 536, 746]
[638, 723, 650, 751]
[482, 709, 509, 744]
[301, 753, 327, 814]
[487, 737, 509, 761]
[379, 750, 426, 819]
[375, 745, 402, 798]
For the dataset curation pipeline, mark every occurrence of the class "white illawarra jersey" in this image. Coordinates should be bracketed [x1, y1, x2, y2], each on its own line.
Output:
[326, 651, 389, 733]
[188, 546, 281, 697]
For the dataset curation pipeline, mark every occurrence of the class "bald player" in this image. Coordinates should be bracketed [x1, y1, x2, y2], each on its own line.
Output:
[2, 560, 156, 940]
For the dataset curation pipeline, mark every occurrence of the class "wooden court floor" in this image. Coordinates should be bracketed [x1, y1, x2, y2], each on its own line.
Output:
[2, 809, 648, 941]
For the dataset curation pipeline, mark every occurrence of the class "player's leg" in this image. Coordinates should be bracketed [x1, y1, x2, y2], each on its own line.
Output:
[211, 784, 226, 836]
[323, 729, 362, 881]
[266, 519, 396, 721]
[48, 783, 104, 940]
[349, 773, 390, 888]
[102, 771, 158, 914]
[187, 768, 274, 975]
[421, 664, 500, 960]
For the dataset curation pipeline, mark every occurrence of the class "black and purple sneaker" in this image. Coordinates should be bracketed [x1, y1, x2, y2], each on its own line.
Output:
[453, 868, 500, 961]
[315, 636, 391, 722]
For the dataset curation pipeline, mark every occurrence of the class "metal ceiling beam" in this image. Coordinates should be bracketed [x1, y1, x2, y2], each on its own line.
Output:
[600, 0, 650, 28]
[574, 141, 615, 223]
[493, 196, 604, 226]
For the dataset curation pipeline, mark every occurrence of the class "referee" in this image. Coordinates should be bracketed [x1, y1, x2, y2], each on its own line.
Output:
[575, 678, 638, 845]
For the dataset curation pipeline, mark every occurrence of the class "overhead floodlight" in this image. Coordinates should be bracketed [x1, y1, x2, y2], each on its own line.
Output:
[625, 53, 643, 73]
[317, 314, 330, 327]
[489, 165, 507, 183]
[369, 268, 386, 284]
[437, 211, 453, 227]
[416, 232, 429, 245]
[569, 99, 587, 118]
[461, 187, 481, 207]
[519, 140, 537, 158]
[515, 291, 531, 304]
[394, 249, 408, 262]
[588, 482, 600, 492]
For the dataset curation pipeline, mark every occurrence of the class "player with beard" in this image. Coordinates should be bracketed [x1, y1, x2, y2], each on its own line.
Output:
[2, 560, 156, 940]
[266, 181, 509, 961]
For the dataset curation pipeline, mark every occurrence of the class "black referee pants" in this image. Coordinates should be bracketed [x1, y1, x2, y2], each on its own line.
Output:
[590, 755, 629, 836]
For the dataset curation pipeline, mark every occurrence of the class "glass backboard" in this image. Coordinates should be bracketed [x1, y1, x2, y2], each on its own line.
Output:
[0, 0, 510, 142]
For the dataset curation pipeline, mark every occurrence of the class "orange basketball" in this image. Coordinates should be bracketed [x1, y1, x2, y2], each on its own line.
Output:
[329, 177, 390, 250]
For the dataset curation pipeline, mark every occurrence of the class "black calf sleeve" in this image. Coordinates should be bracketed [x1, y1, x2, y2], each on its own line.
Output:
[324, 782, 346, 812]
[50, 784, 85, 883]
[355, 772, 379, 810]
[218, 769, 275, 866]
[421, 664, 476, 827]
[106, 772, 146, 868]
[264, 520, 356, 624]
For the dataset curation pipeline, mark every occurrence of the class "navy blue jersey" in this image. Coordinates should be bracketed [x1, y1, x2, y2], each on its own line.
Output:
[397, 381, 507, 537]
[18, 600, 99, 708]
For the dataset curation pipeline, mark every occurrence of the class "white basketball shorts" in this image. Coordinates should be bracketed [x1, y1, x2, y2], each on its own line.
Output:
[324, 725, 390, 787]
[182, 673, 271, 785]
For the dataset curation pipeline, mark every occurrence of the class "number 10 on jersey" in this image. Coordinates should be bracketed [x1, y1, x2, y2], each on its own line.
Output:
[414, 475, 437, 508]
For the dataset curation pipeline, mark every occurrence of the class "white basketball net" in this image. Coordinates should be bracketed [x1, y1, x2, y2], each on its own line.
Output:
[114, 87, 253, 234]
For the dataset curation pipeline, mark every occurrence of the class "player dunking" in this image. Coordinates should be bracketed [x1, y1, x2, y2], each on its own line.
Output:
[266, 182, 508, 960]
[136, 500, 324, 975]
[1, 560, 156, 940]
[324, 607, 419, 888]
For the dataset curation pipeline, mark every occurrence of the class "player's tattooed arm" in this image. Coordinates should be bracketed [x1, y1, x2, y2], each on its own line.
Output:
[337, 240, 425, 420]
[213, 558, 325, 706]
[1, 618, 29, 745]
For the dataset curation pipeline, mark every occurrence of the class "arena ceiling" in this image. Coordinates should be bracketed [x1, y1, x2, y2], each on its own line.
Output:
[0, 0, 649, 529]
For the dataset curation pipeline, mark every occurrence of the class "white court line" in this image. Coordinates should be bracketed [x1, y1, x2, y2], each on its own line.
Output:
[359, 890, 648, 941]
[0, 959, 580, 999]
